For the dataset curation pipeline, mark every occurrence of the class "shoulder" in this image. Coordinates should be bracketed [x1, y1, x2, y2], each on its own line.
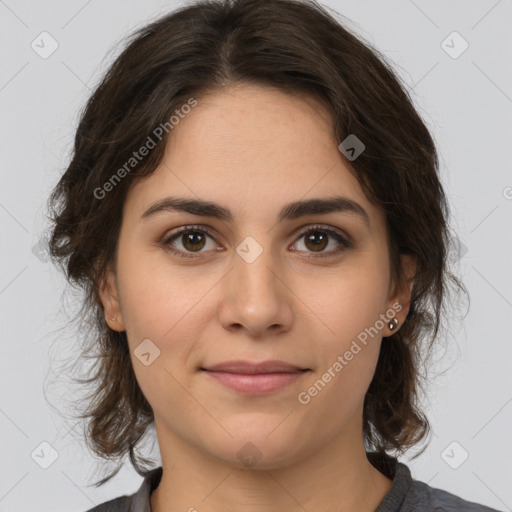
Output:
[83, 494, 133, 512]
[82, 466, 162, 512]
[408, 479, 502, 511]
[368, 452, 501, 512]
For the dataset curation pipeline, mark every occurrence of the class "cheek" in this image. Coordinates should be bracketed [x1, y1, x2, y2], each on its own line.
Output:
[115, 247, 217, 396]
[300, 258, 388, 395]
[302, 259, 388, 344]
[116, 245, 208, 339]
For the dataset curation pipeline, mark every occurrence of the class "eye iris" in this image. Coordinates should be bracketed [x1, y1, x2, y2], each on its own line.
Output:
[183, 232, 206, 252]
[305, 231, 328, 252]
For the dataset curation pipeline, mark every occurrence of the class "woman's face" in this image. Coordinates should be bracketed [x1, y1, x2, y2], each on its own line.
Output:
[100, 84, 413, 469]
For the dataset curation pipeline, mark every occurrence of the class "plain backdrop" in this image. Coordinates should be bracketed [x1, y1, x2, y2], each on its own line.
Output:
[0, 0, 511, 511]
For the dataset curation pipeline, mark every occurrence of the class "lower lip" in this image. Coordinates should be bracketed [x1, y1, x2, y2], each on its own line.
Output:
[203, 370, 309, 395]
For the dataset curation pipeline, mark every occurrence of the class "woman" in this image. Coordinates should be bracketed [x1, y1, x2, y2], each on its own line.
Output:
[47, 0, 500, 510]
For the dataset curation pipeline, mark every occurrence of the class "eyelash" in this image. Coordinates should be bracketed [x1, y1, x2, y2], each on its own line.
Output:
[160, 224, 353, 260]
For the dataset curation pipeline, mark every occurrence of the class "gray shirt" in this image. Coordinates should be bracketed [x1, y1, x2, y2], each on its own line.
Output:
[85, 451, 503, 511]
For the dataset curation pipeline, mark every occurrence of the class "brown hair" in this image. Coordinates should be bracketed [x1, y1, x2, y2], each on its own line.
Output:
[47, 0, 467, 486]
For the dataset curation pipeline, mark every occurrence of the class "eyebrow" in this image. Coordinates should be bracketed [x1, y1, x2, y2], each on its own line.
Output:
[140, 195, 370, 227]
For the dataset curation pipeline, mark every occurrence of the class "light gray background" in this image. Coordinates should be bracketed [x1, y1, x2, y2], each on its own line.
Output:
[1, 1, 511, 511]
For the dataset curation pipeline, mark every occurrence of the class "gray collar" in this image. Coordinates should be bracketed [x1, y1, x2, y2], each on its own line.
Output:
[129, 466, 162, 512]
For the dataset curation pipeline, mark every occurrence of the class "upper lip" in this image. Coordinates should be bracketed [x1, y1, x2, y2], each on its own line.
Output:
[201, 360, 309, 374]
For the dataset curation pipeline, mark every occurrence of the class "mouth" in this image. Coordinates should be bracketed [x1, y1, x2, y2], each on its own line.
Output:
[199, 360, 311, 395]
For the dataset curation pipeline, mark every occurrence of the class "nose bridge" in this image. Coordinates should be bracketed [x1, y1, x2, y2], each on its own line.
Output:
[218, 230, 292, 335]
[234, 232, 280, 296]
[215, 220, 294, 337]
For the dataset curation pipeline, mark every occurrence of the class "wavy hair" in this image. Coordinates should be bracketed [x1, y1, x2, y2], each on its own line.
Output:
[47, 0, 467, 486]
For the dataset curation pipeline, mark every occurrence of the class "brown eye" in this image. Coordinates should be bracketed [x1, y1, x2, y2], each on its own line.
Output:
[292, 226, 352, 258]
[181, 231, 207, 252]
[161, 224, 352, 260]
[303, 230, 329, 252]
[161, 226, 218, 259]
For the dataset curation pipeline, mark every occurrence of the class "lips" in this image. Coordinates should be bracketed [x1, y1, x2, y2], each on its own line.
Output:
[201, 360, 309, 374]
[200, 360, 310, 395]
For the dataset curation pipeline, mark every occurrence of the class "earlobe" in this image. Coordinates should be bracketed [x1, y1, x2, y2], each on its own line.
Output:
[98, 269, 126, 332]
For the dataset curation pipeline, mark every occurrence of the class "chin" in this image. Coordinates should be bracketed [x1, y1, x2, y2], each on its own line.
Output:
[202, 427, 308, 471]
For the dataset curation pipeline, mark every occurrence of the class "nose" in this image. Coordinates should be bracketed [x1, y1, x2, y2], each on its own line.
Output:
[217, 236, 294, 338]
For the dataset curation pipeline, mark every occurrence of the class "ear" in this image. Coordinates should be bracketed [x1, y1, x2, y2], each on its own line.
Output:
[98, 269, 126, 332]
[384, 254, 416, 336]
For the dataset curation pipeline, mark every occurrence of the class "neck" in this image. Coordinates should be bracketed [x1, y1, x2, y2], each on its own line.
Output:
[150, 417, 393, 512]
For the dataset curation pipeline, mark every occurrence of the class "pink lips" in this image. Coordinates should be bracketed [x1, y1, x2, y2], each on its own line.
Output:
[201, 360, 310, 395]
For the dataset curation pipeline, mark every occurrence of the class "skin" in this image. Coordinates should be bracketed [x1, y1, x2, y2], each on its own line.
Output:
[100, 83, 416, 512]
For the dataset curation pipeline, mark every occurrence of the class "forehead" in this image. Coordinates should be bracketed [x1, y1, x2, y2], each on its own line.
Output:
[168, 84, 337, 172]
[124, 84, 384, 230]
